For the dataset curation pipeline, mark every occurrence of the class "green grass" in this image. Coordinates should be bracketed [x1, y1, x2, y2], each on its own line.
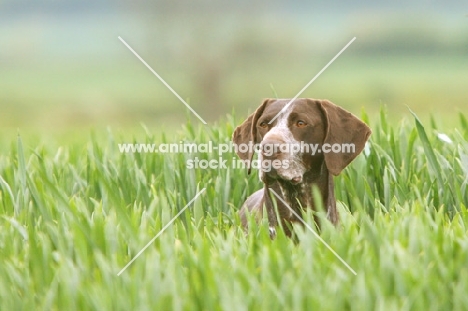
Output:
[1, 110, 468, 310]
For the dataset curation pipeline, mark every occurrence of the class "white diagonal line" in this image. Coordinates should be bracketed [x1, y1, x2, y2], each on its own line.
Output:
[269, 37, 356, 124]
[117, 188, 206, 276]
[118, 36, 207, 125]
[269, 188, 357, 275]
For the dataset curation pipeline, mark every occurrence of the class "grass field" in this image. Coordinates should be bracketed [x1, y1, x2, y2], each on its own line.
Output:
[2, 53, 467, 129]
[1, 109, 468, 310]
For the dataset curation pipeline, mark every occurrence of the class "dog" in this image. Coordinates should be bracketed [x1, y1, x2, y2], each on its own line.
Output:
[232, 98, 371, 237]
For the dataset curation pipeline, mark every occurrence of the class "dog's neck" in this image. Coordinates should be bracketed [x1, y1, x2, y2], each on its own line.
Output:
[276, 163, 329, 212]
[263, 160, 339, 232]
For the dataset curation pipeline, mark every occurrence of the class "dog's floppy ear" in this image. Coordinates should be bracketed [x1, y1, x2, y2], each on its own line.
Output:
[232, 99, 271, 173]
[316, 99, 371, 176]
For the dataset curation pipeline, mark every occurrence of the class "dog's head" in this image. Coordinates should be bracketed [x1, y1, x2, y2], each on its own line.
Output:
[232, 98, 371, 183]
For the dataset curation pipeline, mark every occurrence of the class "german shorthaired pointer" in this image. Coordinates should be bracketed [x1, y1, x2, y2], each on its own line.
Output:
[233, 98, 371, 237]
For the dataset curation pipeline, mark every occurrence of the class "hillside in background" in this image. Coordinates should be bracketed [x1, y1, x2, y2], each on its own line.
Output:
[1, 1, 467, 130]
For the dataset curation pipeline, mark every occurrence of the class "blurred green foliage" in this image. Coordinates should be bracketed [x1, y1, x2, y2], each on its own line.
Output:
[1, 6, 467, 131]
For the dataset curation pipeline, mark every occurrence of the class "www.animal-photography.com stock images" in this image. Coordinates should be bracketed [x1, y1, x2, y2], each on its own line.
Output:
[1, 1, 468, 310]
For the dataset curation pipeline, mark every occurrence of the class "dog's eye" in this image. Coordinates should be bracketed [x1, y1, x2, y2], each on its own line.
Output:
[296, 120, 307, 127]
[259, 122, 268, 128]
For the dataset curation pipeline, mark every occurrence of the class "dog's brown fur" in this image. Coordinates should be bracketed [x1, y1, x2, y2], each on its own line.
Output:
[233, 98, 371, 236]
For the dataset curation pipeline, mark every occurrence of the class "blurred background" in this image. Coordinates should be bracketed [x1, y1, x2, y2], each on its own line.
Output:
[1, 0, 467, 132]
